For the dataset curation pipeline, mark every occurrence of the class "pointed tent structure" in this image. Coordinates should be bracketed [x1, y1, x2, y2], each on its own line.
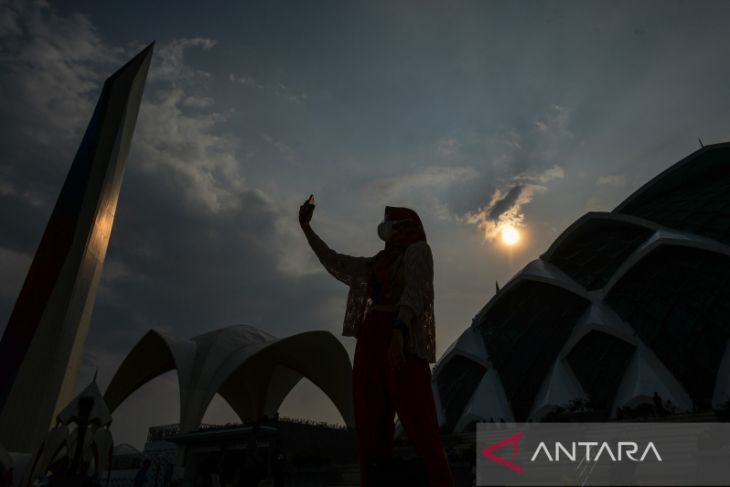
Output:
[22, 376, 115, 487]
[0, 44, 154, 453]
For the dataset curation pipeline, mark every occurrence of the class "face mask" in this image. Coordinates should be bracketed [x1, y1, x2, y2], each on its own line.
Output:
[377, 219, 409, 241]
[377, 220, 393, 241]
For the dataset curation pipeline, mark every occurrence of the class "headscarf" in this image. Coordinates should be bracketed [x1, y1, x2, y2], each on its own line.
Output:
[369, 206, 427, 304]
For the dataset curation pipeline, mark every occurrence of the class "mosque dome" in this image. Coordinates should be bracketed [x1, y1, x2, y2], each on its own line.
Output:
[433, 142, 730, 431]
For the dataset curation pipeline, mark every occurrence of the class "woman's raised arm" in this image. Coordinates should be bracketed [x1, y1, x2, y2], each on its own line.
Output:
[299, 196, 371, 286]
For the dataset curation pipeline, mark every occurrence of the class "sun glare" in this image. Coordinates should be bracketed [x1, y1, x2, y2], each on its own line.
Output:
[501, 225, 520, 246]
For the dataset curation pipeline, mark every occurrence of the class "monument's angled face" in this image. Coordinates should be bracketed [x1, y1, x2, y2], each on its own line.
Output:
[0, 44, 154, 453]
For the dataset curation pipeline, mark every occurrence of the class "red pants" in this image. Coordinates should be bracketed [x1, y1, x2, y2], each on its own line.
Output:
[352, 308, 454, 487]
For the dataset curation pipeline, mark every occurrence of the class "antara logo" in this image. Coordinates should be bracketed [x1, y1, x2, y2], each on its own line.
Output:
[481, 432, 525, 473]
[531, 441, 663, 463]
[481, 432, 662, 473]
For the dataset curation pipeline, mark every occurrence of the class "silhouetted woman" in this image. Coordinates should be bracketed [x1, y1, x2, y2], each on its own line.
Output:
[299, 197, 454, 487]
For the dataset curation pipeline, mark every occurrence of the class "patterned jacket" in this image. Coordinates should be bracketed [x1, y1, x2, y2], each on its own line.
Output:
[305, 228, 436, 362]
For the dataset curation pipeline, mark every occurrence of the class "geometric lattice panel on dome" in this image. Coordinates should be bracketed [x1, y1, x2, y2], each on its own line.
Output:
[566, 330, 636, 411]
[436, 355, 487, 432]
[477, 281, 590, 420]
[606, 245, 730, 408]
[618, 145, 730, 246]
[546, 219, 653, 290]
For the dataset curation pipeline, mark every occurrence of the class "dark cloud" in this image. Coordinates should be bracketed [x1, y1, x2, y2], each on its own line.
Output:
[487, 185, 524, 221]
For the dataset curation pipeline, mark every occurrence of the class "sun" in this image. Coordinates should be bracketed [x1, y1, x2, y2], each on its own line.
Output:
[501, 225, 520, 246]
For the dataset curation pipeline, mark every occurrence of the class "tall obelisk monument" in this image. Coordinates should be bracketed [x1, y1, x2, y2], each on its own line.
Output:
[0, 44, 154, 453]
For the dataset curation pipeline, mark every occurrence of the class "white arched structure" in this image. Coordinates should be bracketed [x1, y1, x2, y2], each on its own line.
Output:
[104, 325, 354, 433]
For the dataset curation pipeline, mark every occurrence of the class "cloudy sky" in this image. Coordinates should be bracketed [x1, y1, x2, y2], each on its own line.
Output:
[2, 0, 730, 448]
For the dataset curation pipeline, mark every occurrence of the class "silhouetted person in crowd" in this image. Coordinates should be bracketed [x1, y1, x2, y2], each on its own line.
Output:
[299, 196, 454, 487]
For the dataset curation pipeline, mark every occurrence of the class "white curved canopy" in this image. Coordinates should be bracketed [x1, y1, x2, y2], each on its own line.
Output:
[104, 325, 354, 431]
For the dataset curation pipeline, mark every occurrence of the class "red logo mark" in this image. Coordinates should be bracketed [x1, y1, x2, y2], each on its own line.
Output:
[481, 432, 525, 474]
